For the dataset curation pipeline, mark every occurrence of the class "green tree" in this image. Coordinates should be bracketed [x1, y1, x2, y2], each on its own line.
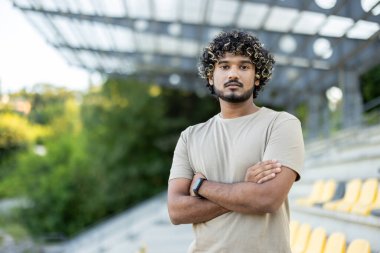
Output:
[81, 78, 218, 214]
[360, 64, 380, 110]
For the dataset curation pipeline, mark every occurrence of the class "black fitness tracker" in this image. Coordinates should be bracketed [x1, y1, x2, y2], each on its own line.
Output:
[193, 178, 207, 198]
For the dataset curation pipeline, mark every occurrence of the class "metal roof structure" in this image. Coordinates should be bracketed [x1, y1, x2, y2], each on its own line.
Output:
[9, 0, 380, 135]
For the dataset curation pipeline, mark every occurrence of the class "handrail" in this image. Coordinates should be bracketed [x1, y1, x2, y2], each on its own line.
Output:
[363, 96, 380, 112]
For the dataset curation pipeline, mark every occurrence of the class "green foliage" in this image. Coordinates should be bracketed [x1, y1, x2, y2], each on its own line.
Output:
[0, 113, 49, 187]
[0, 113, 34, 153]
[82, 78, 218, 214]
[1, 80, 218, 238]
[360, 64, 380, 109]
[15, 133, 107, 237]
[14, 84, 78, 125]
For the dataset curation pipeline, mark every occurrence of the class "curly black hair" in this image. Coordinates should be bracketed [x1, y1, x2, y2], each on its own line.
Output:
[198, 30, 275, 98]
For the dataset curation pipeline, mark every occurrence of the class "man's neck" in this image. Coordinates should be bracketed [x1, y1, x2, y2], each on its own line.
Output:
[219, 99, 260, 119]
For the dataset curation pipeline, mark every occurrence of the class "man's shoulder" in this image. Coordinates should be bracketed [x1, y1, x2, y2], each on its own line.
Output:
[181, 115, 217, 137]
[263, 107, 300, 123]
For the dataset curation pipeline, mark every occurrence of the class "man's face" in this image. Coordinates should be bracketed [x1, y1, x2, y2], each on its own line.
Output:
[209, 53, 259, 103]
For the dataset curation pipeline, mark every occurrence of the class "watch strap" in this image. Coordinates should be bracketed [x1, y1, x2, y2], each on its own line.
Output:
[193, 178, 206, 198]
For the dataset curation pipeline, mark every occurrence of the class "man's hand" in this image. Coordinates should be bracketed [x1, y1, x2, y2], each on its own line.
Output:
[245, 160, 282, 184]
[190, 172, 207, 196]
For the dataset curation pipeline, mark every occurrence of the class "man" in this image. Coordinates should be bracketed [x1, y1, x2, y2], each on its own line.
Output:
[167, 30, 304, 253]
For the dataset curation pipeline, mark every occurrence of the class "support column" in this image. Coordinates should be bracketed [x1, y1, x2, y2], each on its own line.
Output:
[340, 70, 363, 129]
[306, 93, 322, 140]
[322, 95, 331, 138]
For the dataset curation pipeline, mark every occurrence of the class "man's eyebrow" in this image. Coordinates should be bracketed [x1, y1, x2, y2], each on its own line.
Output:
[217, 60, 253, 64]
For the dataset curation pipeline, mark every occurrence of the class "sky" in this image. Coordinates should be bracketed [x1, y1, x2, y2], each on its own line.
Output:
[0, 0, 98, 94]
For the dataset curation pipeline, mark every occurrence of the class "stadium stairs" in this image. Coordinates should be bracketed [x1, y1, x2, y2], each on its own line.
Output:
[290, 124, 380, 252]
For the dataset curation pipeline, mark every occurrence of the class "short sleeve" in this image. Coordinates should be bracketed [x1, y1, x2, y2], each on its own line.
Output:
[262, 114, 305, 181]
[169, 129, 194, 181]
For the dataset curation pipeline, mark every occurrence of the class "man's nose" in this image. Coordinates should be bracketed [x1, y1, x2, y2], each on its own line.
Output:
[228, 67, 239, 80]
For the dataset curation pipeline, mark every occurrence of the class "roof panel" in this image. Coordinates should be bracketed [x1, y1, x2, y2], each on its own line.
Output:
[125, 0, 151, 19]
[26, 12, 60, 44]
[347, 20, 380, 39]
[12, 0, 32, 8]
[181, 0, 206, 24]
[361, 0, 380, 15]
[109, 27, 136, 52]
[237, 2, 269, 29]
[292, 11, 326, 35]
[135, 33, 155, 53]
[92, 23, 115, 50]
[159, 35, 179, 55]
[100, 0, 126, 17]
[76, 20, 99, 48]
[208, 0, 240, 26]
[77, 51, 100, 69]
[180, 40, 199, 57]
[59, 48, 82, 66]
[264, 7, 299, 32]
[64, 0, 81, 13]
[77, 0, 98, 15]
[57, 1, 76, 12]
[154, 0, 179, 22]
[52, 17, 83, 47]
[37, 0, 59, 11]
[319, 15, 354, 37]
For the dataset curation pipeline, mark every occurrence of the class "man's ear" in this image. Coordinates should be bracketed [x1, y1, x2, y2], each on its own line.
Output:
[208, 78, 213, 85]
[254, 80, 260, 86]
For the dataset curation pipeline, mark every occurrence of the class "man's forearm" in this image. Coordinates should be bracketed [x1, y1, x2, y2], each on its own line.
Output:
[168, 194, 229, 225]
[197, 167, 296, 214]
[198, 180, 272, 214]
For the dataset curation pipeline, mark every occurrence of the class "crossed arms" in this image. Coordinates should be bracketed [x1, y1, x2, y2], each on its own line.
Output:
[167, 160, 297, 225]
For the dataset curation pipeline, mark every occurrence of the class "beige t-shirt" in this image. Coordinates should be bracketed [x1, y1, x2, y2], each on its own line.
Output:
[169, 107, 305, 253]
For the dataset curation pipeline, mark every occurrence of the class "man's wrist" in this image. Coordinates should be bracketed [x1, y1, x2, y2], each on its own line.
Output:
[193, 178, 207, 198]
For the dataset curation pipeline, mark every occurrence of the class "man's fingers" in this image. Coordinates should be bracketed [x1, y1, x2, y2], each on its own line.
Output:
[257, 173, 276, 184]
[245, 160, 282, 183]
[255, 159, 277, 167]
[255, 167, 281, 181]
[248, 162, 282, 178]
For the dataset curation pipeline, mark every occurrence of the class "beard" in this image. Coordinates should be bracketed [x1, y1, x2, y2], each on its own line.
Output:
[214, 84, 254, 103]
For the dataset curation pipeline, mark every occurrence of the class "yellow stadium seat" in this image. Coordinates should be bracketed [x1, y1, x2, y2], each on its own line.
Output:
[336, 178, 376, 213]
[297, 180, 325, 206]
[324, 232, 346, 253]
[346, 239, 371, 253]
[303, 227, 327, 253]
[289, 220, 300, 248]
[318, 179, 337, 204]
[291, 223, 311, 253]
[351, 179, 379, 215]
[324, 179, 362, 211]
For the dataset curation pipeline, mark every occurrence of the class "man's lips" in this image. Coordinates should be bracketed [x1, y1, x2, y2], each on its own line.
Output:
[225, 82, 243, 88]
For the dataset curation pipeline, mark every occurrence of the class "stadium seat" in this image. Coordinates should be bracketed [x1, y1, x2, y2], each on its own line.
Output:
[346, 239, 371, 253]
[324, 179, 362, 211]
[297, 180, 325, 206]
[289, 220, 300, 248]
[323, 232, 346, 253]
[351, 179, 378, 215]
[335, 179, 377, 212]
[317, 179, 337, 204]
[291, 223, 311, 253]
[303, 227, 327, 253]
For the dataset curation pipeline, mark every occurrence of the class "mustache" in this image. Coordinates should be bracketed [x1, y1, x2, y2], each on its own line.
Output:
[224, 80, 243, 87]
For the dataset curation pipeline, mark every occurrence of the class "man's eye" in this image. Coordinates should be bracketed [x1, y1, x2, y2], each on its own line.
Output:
[221, 65, 229, 70]
[241, 65, 249, 70]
